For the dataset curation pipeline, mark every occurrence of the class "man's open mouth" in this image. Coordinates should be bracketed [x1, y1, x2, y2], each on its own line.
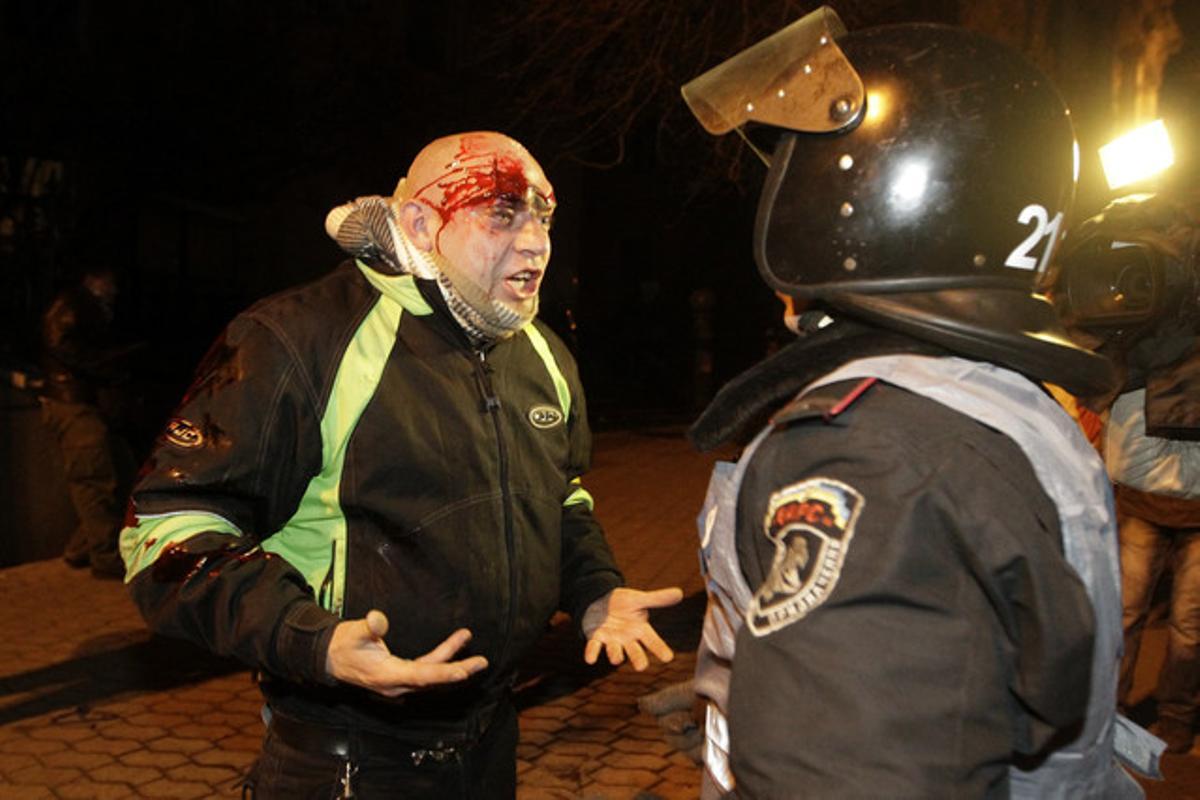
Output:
[506, 269, 542, 295]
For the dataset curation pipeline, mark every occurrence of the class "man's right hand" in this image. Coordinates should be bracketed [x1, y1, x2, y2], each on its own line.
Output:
[324, 609, 488, 697]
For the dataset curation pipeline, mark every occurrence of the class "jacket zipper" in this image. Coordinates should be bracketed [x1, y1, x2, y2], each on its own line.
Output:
[471, 348, 518, 671]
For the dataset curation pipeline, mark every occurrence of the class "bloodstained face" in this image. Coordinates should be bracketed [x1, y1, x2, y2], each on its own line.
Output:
[403, 133, 556, 319]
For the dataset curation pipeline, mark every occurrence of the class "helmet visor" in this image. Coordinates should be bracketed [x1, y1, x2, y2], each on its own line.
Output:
[681, 6, 864, 136]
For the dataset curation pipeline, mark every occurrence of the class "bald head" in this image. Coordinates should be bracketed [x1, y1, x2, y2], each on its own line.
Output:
[392, 131, 555, 341]
[396, 132, 554, 223]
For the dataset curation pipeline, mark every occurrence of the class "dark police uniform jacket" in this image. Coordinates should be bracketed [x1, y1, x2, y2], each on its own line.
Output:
[689, 321, 1097, 799]
[120, 260, 623, 736]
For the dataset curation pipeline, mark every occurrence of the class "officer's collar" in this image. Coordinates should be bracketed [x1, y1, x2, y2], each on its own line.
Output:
[688, 319, 948, 451]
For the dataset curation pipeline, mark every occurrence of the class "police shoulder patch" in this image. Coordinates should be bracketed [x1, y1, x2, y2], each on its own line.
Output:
[746, 477, 864, 637]
[163, 417, 204, 449]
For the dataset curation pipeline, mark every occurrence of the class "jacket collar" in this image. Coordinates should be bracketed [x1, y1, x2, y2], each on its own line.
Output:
[688, 319, 948, 451]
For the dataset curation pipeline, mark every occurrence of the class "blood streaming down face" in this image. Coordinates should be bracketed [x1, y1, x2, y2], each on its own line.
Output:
[405, 132, 554, 224]
[397, 133, 556, 333]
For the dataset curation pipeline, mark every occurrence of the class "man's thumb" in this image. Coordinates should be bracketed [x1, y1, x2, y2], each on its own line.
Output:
[365, 609, 389, 639]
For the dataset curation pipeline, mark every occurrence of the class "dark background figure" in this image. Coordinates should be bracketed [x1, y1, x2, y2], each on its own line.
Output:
[38, 264, 137, 577]
[1104, 236, 1200, 758]
[1055, 189, 1200, 756]
[1110, 374, 1200, 754]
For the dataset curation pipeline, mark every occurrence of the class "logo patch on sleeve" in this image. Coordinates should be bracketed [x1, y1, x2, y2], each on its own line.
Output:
[163, 417, 204, 449]
[747, 477, 864, 636]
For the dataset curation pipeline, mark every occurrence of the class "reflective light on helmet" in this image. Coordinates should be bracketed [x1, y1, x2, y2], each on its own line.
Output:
[890, 159, 930, 210]
[864, 90, 889, 126]
[1099, 120, 1175, 190]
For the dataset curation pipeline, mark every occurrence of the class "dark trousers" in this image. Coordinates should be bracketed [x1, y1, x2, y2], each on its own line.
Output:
[39, 397, 130, 563]
[247, 699, 518, 800]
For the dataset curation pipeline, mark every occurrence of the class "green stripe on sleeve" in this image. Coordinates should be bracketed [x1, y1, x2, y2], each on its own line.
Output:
[120, 511, 242, 583]
[565, 479, 594, 511]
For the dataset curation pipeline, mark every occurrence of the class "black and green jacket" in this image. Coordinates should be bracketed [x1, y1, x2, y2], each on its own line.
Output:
[120, 259, 624, 729]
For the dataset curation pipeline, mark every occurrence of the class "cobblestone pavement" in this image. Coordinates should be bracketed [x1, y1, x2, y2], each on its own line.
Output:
[2, 429, 1198, 798]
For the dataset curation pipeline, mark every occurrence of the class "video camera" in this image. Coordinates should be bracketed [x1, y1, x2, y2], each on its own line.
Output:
[1051, 192, 1200, 439]
[1053, 192, 1200, 340]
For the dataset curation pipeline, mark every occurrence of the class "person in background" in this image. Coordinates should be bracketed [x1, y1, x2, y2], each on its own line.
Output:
[119, 131, 682, 798]
[1110, 371, 1200, 755]
[40, 265, 134, 578]
[1054, 190, 1200, 756]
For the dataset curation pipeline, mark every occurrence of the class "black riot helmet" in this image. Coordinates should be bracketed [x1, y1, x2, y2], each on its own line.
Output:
[682, 8, 1117, 397]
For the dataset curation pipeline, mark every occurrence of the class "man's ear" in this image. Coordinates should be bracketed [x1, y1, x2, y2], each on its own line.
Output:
[397, 200, 436, 252]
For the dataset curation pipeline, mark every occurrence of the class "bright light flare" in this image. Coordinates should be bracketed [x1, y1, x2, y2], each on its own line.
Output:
[890, 159, 929, 210]
[1099, 120, 1175, 190]
[864, 90, 888, 126]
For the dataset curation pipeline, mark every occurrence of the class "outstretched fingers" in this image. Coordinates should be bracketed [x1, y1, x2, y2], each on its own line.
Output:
[584, 637, 603, 665]
[637, 587, 685, 609]
[377, 656, 489, 697]
[415, 628, 476, 664]
[327, 616, 488, 697]
[604, 637, 625, 667]
[404, 628, 489, 689]
[639, 626, 674, 665]
[623, 639, 649, 671]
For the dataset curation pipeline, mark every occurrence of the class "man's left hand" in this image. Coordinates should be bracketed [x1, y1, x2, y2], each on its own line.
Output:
[582, 587, 684, 671]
